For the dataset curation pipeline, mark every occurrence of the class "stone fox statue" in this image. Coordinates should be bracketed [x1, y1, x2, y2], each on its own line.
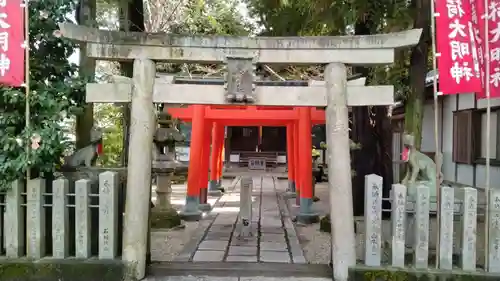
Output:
[401, 133, 443, 188]
[63, 127, 104, 168]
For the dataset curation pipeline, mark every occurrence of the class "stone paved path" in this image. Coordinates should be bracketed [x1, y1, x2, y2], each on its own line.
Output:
[176, 176, 306, 263]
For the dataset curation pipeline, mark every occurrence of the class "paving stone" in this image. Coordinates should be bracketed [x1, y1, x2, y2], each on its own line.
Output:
[260, 226, 284, 234]
[226, 255, 258, 262]
[198, 240, 228, 251]
[228, 246, 257, 256]
[292, 255, 307, 264]
[260, 242, 288, 251]
[205, 232, 232, 240]
[260, 234, 286, 242]
[231, 237, 258, 246]
[259, 251, 291, 263]
[192, 250, 225, 262]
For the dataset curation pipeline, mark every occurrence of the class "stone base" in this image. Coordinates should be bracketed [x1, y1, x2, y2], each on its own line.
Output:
[296, 212, 320, 224]
[296, 197, 319, 224]
[151, 208, 182, 229]
[180, 196, 203, 221]
[208, 190, 223, 196]
[198, 203, 212, 212]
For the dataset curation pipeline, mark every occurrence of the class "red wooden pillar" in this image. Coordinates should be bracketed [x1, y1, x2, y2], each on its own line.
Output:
[297, 107, 319, 224]
[294, 122, 300, 205]
[286, 123, 296, 194]
[209, 122, 223, 195]
[180, 105, 204, 220]
[199, 120, 213, 211]
[216, 126, 225, 188]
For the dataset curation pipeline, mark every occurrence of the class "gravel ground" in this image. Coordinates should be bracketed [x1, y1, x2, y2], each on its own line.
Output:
[150, 179, 236, 262]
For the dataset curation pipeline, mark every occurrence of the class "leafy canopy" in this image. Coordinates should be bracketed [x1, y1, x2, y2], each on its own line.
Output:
[0, 0, 86, 188]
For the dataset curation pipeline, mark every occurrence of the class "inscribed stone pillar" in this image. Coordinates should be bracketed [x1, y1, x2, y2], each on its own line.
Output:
[99, 171, 119, 259]
[413, 184, 430, 269]
[391, 183, 406, 267]
[27, 178, 46, 259]
[488, 189, 500, 273]
[363, 174, 383, 266]
[325, 63, 356, 280]
[460, 187, 477, 271]
[75, 179, 92, 258]
[238, 176, 253, 237]
[439, 186, 454, 270]
[5, 180, 25, 258]
[122, 59, 156, 280]
[52, 178, 69, 258]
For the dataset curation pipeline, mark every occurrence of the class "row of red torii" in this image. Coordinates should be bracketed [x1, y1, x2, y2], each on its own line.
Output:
[59, 22, 422, 281]
[167, 105, 326, 223]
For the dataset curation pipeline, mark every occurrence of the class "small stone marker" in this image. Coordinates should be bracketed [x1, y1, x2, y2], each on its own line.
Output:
[99, 171, 119, 259]
[488, 189, 500, 273]
[391, 184, 406, 267]
[460, 187, 477, 271]
[364, 174, 383, 266]
[5, 180, 25, 258]
[238, 176, 253, 237]
[26, 179, 46, 259]
[413, 184, 430, 269]
[52, 178, 69, 258]
[439, 186, 454, 270]
[75, 179, 92, 258]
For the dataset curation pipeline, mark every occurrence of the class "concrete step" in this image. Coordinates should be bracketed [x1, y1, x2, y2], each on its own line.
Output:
[147, 262, 332, 279]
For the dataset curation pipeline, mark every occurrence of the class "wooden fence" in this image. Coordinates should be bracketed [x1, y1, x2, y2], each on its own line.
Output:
[362, 173, 500, 272]
[0, 171, 122, 260]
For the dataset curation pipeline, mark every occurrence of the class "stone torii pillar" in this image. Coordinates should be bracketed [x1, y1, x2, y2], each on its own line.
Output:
[59, 23, 421, 281]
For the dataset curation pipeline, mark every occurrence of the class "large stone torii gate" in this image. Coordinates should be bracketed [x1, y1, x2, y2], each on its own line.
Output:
[59, 23, 421, 281]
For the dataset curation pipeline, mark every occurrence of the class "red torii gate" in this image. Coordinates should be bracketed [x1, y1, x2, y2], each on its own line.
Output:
[167, 105, 325, 223]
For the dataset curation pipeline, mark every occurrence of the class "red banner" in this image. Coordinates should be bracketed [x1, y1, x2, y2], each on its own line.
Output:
[0, 0, 24, 87]
[436, 0, 483, 94]
[475, 0, 500, 99]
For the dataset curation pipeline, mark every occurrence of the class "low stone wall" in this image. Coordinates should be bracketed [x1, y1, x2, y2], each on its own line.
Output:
[349, 266, 499, 281]
[0, 259, 126, 281]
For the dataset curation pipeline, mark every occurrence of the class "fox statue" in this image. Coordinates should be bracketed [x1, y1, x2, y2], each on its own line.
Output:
[63, 127, 104, 168]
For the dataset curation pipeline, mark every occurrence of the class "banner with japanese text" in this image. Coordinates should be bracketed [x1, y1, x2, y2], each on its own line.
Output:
[436, 0, 483, 94]
[475, 0, 500, 99]
[0, 0, 24, 87]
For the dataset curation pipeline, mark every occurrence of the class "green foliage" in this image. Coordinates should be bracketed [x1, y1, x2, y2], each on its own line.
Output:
[0, 0, 86, 189]
[94, 104, 123, 167]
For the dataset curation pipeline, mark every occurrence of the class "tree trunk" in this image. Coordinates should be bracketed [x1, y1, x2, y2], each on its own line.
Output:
[351, 15, 377, 217]
[405, 0, 431, 150]
[75, 0, 96, 149]
[119, 0, 145, 166]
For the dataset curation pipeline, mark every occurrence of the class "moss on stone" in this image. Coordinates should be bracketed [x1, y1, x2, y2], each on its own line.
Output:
[319, 214, 331, 233]
[151, 207, 182, 229]
[0, 259, 126, 281]
[349, 266, 500, 281]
